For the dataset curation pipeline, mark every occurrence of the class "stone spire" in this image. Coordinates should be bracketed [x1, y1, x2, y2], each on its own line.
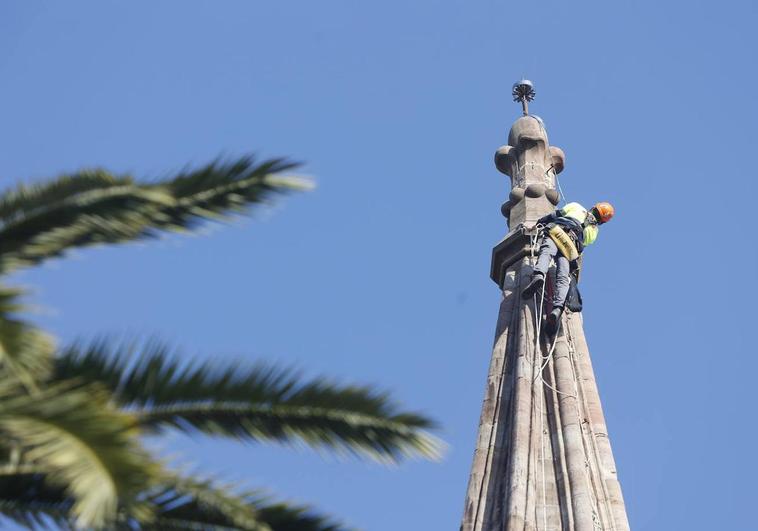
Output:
[461, 81, 630, 531]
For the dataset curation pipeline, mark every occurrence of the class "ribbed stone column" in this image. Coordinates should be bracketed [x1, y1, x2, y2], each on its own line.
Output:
[461, 88, 630, 531]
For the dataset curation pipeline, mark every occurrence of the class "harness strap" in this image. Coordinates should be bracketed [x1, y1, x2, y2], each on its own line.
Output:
[547, 225, 580, 261]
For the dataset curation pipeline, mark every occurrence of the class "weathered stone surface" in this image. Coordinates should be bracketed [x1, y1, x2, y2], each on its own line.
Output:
[490, 228, 533, 288]
[546, 189, 560, 205]
[461, 110, 629, 531]
[549, 146, 565, 174]
[492, 115, 562, 229]
[526, 183, 547, 198]
[510, 187, 526, 202]
[509, 195, 554, 228]
[495, 145, 515, 175]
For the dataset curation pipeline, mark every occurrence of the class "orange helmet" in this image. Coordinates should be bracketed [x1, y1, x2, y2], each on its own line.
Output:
[593, 202, 615, 224]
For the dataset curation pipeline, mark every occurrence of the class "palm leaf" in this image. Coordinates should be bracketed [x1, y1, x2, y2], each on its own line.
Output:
[0, 170, 133, 225]
[54, 341, 444, 463]
[130, 473, 342, 531]
[0, 156, 310, 273]
[0, 469, 343, 531]
[0, 382, 159, 529]
[0, 286, 55, 389]
[0, 471, 73, 530]
[141, 477, 271, 531]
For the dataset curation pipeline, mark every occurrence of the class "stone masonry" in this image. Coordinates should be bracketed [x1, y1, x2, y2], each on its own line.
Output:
[460, 100, 630, 531]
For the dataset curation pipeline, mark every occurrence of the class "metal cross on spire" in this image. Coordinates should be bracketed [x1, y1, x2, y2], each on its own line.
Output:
[512, 79, 536, 116]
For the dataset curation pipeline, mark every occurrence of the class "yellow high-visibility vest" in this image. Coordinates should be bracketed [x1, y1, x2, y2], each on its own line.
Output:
[583, 224, 598, 247]
[559, 202, 598, 247]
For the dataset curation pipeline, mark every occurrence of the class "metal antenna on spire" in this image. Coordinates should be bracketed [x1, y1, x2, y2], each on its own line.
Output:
[512, 79, 535, 116]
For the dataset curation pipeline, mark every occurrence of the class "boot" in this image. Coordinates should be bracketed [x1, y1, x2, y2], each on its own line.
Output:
[521, 273, 545, 299]
[545, 306, 563, 336]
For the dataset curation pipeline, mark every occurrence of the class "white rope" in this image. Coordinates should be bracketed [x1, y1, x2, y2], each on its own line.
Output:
[531, 115, 566, 205]
[565, 316, 613, 530]
[554, 168, 567, 204]
[539, 357, 548, 531]
[526, 229, 548, 531]
[528, 226, 600, 530]
[528, 225, 610, 529]
[564, 316, 604, 529]
[533, 235, 549, 531]
[527, 228, 566, 531]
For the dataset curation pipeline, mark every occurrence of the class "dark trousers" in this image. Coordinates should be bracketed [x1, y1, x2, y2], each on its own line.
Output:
[533, 236, 571, 309]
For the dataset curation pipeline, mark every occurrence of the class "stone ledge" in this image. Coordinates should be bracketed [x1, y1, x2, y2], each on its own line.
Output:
[490, 225, 539, 288]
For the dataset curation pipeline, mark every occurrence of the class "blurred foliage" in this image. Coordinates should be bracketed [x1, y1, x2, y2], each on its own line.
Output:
[0, 156, 442, 530]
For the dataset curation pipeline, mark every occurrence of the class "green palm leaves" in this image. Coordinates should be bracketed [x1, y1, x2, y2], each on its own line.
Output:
[0, 288, 54, 389]
[55, 342, 442, 462]
[0, 382, 157, 528]
[0, 157, 310, 273]
[0, 156, 441, 530]
[135, 474, 341, 531]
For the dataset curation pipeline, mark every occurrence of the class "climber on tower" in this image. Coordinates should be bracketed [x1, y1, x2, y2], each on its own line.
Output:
[521, 201, 615, 335]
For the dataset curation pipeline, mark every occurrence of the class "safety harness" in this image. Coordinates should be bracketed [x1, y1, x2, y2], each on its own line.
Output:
[537, 207, 599, 313]
[544, 207, 599, 263]
[547, 225, 579, 261]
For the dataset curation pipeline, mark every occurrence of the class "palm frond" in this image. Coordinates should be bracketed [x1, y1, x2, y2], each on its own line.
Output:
[0, 469, 343, 531]
[0, 170, 133, 224]
[54, 341, 444, 463]
[136, 475, 270, 531]
[0, 156, 310, 273]
[253, 502, 344, 531]
[0, 471, 73, 530]
[129, 473, 342, 531]
[0, 286, 55, 389]
[0, 382, 159, 529]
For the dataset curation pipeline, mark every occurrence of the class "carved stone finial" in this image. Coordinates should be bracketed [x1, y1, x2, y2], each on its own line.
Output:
[490, 81, 567, 228]
[494, 114, 565, 228]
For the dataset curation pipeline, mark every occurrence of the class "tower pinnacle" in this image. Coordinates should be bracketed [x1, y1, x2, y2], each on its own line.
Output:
[461, 82, 630, 531]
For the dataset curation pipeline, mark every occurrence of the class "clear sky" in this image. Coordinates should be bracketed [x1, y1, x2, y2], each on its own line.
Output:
[1, 1, 756, 529]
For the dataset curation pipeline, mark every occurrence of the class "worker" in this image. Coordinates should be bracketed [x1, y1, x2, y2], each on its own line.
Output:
[521, 201, 615, 335]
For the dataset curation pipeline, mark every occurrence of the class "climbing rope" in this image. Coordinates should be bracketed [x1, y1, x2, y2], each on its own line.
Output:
[532, 115, 567, 204]
[539, 354, 548, 531]
[565, 318, 612, 530]
[528, 228, 549, 531]
[527, 226, 606, 530]
[527, 228, 559, 531]
[552, 164, 567, 204]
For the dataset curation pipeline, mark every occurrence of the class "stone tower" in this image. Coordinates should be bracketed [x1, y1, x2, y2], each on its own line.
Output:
[460, 81, 630, 531]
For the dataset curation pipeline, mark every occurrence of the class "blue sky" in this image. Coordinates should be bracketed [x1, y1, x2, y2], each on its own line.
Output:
[1, 1, 756, 529]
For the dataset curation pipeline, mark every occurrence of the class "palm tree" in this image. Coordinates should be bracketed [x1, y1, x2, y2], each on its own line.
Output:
[0, 157, 442, 530]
